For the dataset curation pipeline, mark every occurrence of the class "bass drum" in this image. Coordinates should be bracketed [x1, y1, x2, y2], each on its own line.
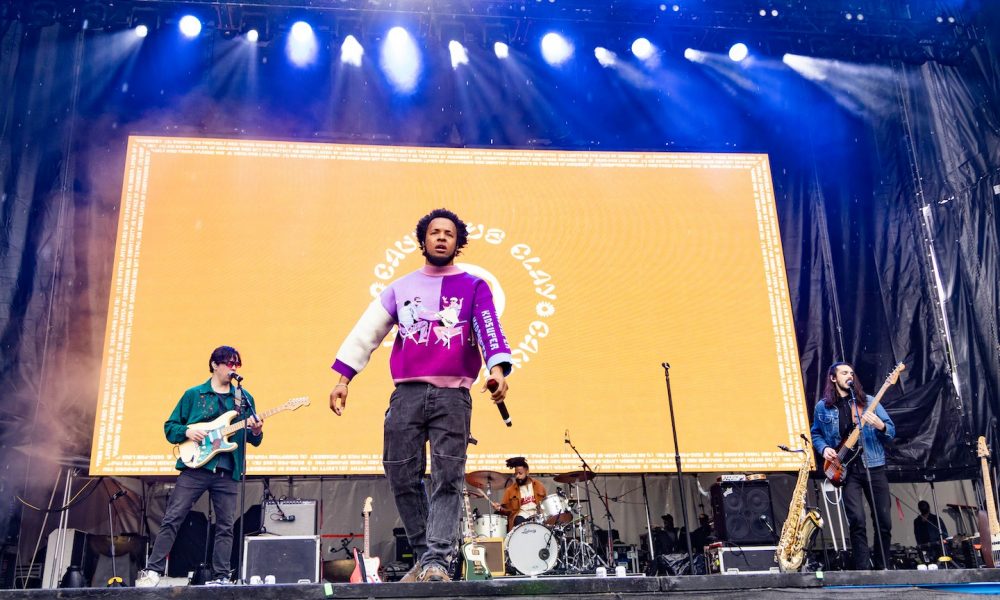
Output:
[505, 522, 559, 575]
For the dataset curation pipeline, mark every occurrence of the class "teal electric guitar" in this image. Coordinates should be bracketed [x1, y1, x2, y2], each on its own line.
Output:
[176, 396, 310, 468]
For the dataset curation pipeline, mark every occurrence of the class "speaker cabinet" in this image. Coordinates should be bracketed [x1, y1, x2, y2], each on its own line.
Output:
[242, 535, 320, 584]
[710, 481, 776, 545]
[473, 538, 505, 577]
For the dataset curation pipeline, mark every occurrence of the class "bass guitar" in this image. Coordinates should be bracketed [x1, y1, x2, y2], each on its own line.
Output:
[177, 396, 310, 469]
[350, 497, 382, 583]
[461, 486, 491, 580]
[823, 363, 904, 486]
[977, 436, 1000, 567]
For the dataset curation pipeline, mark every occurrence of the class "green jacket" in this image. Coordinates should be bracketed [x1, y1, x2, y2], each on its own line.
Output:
[164, 378, 264, 481]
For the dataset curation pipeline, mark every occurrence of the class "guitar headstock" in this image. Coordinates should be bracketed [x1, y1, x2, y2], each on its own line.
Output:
[886, 363, 906, 385]
[363, 496, 373, 517]
[979, 436, 990, 459]
[283, 396, 311, 411]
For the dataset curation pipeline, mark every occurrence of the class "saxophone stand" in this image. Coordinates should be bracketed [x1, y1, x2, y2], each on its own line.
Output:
[662, 362, 695, 572]
[925, 474, 953, 568]
[849, 388, 889, 570]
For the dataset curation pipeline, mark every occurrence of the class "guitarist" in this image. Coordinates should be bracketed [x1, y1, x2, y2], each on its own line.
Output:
[810, 361, 895, 570]
[136, 346, 264, 587]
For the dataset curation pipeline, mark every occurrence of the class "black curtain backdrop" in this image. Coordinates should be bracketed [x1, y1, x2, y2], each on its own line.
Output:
[1, 5, 999, 545]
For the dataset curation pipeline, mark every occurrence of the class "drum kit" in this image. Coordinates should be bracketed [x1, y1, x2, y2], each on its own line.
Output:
[463, 469, 607, 576]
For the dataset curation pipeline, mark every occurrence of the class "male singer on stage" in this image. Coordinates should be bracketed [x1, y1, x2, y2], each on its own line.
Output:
[329, 208, 513, 583]
[136, 346, 264, 587]
[810, 361, 895, 570]
[491, 457, 547, 530]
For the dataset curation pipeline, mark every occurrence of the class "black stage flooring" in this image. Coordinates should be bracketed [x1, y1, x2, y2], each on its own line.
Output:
[5, 571, 1000, 599]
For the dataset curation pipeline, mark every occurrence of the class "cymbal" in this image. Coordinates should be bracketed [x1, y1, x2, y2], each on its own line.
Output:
[554, 470, 596, 484]
[465, 470, 506, 490]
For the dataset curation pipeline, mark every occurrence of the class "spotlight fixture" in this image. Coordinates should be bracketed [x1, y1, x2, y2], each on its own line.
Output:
[178, 15, 202, 38]
[728, 42, 748, 62]
[541, 32, 573, 66]
[631, 38, 654, 60]
[494, 41, 509, 59]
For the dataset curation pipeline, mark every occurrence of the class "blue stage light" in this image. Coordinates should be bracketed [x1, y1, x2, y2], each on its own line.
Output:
[246, 29, 259, 43]
[594, 47, 616, 67]
[341, 35, 364, 67]
[381, 26, 422, 93]
[541, 32, 573, 66]
[449, 41, 469, 69]
[728, 42, 749, 62]
[287, 21, 318, 66]
[135, 24, 148, 38]
[631, 38, 653, 60]
[494, 41, 509, 59]
[178, 15, 201, 38]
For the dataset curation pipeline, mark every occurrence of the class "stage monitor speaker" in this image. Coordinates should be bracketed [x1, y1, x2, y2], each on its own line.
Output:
[242, 535, 320, 584]
[710, 480, 776, 545]
[262, 500, 317, 536]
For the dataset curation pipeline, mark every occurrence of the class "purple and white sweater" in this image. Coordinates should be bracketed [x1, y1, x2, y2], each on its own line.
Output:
[332, 265, 513, 388]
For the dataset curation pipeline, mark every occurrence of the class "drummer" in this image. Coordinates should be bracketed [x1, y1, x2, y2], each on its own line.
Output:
[491, 456, 547, 530]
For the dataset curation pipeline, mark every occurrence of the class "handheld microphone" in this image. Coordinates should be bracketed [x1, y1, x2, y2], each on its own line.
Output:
[759, 514, 776, 535]
[564, 429, 570, 444]
[230, 372, 244, 383]
[487, 379, 511, 427]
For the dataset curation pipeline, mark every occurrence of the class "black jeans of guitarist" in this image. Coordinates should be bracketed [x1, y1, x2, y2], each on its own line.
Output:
[145, 468, 238, 579]
[843, 465, 891, 570]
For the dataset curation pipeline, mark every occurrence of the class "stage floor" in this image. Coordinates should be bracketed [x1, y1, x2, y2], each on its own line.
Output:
[5, 570, 1000, 599]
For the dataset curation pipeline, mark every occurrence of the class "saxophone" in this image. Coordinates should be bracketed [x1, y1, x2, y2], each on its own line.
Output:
[775, 435, 824, 572]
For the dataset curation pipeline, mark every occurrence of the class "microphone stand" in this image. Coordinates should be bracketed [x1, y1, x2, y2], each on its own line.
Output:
[849, 387, 889, 570]
[234, 379, 257, 583]
[565, 437, 609, 568]
[925, 475, 952, 567]
[662, 363, 695, 573]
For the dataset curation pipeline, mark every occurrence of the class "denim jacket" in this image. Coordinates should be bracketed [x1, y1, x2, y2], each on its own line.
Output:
[810, 395, 895, 468]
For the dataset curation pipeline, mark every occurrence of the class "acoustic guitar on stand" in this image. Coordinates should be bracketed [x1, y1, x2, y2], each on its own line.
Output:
[823, 363, 904, 486]
[350, 497, 382, 583]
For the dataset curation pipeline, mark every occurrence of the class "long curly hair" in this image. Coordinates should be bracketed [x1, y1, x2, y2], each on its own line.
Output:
[415, 208, 469, 256]
[822, 361, 867, 408]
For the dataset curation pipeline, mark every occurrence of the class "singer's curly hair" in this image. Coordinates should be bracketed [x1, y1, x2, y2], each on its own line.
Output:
[415, 208, 469, 255]
[822, 361, 866, 408]
[209, 346, 242, 373]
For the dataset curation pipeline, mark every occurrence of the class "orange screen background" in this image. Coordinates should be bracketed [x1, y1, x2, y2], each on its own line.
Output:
[90, 137, 808, 476]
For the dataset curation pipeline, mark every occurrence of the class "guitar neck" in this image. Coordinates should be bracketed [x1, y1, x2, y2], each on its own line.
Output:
[982, 455, 1000, 537]
[364, 512, 371, 556]
[840, 382, 892, 452]
[222, 404, 287, 436]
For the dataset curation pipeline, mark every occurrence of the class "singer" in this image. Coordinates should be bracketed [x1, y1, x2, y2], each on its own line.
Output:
[329, 208, 512, 583]
[810, 361, 895, 570]
[136, 346, 264, 588]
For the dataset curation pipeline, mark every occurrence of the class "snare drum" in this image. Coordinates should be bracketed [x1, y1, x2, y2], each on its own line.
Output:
[474, 514, 507, 538]
[540, 494, 573, 525]
[505, 522, 559, 575]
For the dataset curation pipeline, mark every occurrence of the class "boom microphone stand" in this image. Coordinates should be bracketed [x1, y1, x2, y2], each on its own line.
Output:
[234, 378, 258, 583]
[662, 363, 695, 572]
[565, 435, 609, 568]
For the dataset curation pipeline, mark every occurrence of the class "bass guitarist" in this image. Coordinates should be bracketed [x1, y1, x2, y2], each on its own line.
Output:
[810, 361, 895, 570]
[136, 346, 264, 587]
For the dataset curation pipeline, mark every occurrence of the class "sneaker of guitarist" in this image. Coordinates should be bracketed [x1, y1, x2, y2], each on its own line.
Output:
[136, 346, 264, 587]
[329, 208, 513, 583]
[810, 361, 895, 570]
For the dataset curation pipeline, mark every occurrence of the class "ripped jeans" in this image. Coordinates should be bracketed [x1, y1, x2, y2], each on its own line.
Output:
[382, 383, 472, 570]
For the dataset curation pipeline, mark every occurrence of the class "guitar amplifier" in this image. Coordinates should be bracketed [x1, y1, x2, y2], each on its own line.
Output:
[475, 538, 505, 577]
[262, 500, 318, 536]
[242, 536, 320, 583]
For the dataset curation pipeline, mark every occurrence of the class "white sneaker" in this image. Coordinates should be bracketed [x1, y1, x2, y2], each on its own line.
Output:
[135, 570, 161, 588]
[205, 577, 233, 586]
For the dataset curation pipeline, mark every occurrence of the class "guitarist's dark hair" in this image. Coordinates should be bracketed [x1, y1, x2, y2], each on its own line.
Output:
[209, 345, 242, 372]
[822, 362, 867, 408]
